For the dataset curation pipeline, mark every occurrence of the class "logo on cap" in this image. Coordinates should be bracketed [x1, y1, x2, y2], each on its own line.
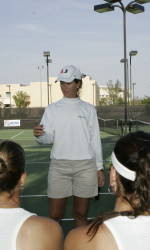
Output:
[60, 69, 68, 74]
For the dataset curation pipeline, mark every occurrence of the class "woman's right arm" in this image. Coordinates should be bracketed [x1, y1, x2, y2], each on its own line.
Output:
[33, 106, 55, 145]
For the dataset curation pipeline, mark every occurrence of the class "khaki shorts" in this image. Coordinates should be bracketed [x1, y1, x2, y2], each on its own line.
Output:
[47, 159, 98, 198]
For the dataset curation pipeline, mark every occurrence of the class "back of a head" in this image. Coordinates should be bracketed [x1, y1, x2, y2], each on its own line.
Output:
[0, 140, 25, 193]
[87, 131, 150, 238]
[114, 131, 150, 214]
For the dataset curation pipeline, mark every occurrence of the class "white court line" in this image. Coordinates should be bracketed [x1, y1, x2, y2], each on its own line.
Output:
[11, 130, 24, 139]
[20, 194, 47, 197]
[61, 217, 94, 221]
[20, 192, 114, 198]
[26, 160, 112, 164]
[16, 138, 34, 140]
[26, 162, 49, 164]
[25, 144, 51, 146]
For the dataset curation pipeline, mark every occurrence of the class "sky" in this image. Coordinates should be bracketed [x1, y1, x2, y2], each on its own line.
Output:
[0, 0, 150, 98]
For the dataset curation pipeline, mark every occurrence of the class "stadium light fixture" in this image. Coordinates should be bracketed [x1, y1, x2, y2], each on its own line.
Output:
[43, 51, 50, 57]
[126, 3, 144, 13]
[120, 58, 128, 63]
[94, 4, 114, 13]
[129, 50, 138, 56]
[93, 0, 150, 134]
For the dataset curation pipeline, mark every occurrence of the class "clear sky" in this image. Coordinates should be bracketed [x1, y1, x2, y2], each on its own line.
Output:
[0, 0, 150, 98]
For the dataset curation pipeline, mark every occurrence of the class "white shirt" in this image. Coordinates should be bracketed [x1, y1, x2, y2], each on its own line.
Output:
[0, 207, 35, 250]
[37, 97, 103, 170]
[104, 215, 150, 250]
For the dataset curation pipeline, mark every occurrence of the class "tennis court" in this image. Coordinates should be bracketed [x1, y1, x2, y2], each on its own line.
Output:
[0, 123, 149, 234]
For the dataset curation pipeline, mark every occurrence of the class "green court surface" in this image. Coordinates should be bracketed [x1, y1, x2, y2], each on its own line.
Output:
[0, 128, 119, 234]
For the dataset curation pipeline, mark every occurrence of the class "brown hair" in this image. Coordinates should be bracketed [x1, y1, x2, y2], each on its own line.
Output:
[0, 140, 25, 193]
[74, 79, 83, 97]
[88, 131, 150, 238]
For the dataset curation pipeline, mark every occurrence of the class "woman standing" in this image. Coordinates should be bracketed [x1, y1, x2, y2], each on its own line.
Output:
[33, 65, 104, 227]
[0, 140, 63, 250]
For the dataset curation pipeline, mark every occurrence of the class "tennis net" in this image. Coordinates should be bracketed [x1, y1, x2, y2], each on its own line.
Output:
[98, 118, 121, 136]
[98, 118, 150, 136]
[129, 120, 150, 133]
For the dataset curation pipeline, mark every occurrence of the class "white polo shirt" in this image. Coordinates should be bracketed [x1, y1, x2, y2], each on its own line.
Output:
[37, 97, 103, 170]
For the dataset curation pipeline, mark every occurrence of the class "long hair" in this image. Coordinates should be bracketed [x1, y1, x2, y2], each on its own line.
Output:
[0, 140, 25, 193]
[88, 131, 150, 238]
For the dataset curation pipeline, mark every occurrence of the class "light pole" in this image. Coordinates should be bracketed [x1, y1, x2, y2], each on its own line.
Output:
[129, 50, 138, 103]
[43, 51, 52, 105]
[38, 65, 44, 107]
[120, 58, 130, 105]
[94, 0, 150, 133]
[132, 82, 136, 105]
[6, 84, 11, 107]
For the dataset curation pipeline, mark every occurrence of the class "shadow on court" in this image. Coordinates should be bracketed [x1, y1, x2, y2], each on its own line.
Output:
[21, 155, 116, 235]
[21, 191, 116, 235]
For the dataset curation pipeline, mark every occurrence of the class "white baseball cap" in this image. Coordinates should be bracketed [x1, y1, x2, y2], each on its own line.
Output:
[57, 65, 85, 83]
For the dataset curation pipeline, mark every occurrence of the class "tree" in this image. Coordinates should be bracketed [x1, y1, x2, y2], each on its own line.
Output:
[0, 94, 3, 108]
[99, 97, 108, 106]
[141, 96, 150, 104]
[13, 91, 30, 108]
[107, 80, 124, 105]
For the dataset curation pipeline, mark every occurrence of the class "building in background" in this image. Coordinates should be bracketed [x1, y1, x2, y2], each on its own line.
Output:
[0, 76, 101, 107]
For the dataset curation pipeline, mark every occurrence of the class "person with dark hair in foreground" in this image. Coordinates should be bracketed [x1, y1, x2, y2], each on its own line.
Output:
[64, 131, 150, 250]
[0, 140, 63, 250]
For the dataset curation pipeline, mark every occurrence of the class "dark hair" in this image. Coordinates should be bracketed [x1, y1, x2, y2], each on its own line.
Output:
[0, 140, 25, 193]
[88, 131, 150, 238]
[74, 79, 83, 97]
